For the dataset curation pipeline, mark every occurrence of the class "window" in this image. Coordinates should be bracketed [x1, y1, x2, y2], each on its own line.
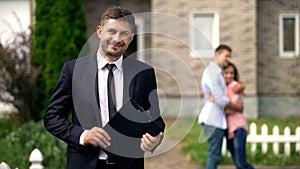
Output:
[279, 14, 299, 57]
[190, 12, 219, 57]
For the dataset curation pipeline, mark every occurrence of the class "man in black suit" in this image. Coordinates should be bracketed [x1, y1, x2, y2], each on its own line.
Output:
[44, 6, 165, 169]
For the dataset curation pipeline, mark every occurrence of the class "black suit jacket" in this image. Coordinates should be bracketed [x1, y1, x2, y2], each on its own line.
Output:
[44, 54, 165, 169]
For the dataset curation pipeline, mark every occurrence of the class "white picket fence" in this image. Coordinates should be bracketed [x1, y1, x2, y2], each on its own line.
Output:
[222, 122, 300, 156]
[0, 148, 43, 169]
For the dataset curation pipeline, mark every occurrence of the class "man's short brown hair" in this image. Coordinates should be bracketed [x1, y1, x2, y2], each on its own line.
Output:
[100, 6, 135, 32]
[215, 44, 232, 53]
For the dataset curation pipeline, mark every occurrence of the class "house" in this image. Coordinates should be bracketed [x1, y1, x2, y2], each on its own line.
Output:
[1, 0, 299, 118]
[83, 0, 300, 118]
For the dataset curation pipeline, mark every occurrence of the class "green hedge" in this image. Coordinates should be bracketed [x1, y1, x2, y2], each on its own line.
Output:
[0, 120, 66, 169]
[31, 0, 87, 119]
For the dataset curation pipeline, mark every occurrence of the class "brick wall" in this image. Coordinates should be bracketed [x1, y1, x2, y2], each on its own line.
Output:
[151, 0, 257, 97]
[64, 0, 300, 117]
[257, 0, 300, 96]
[83, 0, 151, 36]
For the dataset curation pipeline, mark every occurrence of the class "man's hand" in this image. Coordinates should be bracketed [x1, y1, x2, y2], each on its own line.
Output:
[141, 132, 163, 152]
[84, 127, 111, 148]
[225, 102, 244, 113]
[232, 82, 245, 94]
[207, 94, 216, 103]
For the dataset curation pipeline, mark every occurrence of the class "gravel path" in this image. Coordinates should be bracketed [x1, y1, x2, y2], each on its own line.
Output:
[145, 139, 201, 169]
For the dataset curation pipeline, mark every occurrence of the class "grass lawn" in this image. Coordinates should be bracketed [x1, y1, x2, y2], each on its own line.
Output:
[179, 116, 300, 167]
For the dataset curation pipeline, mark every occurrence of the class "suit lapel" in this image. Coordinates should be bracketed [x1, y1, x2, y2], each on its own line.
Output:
[95, 70, 100, 108]
[122, 56, 136, 105]
[72, 53, 102, 129]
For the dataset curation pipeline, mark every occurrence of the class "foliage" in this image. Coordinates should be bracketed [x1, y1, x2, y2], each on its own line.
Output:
[0, 29, 43, 122]
[0, 120, 67, 169]
[0, 116, 21, 138]
[182, 117, 300, 167]
[31, 0, 87, 116]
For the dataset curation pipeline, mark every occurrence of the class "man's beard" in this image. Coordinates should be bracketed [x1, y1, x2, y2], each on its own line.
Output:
[101, 40, 126, 58]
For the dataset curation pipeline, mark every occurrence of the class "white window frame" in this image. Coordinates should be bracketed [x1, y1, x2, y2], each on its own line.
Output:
[279, 14, 299, 58]
[190, 12, 219, 58]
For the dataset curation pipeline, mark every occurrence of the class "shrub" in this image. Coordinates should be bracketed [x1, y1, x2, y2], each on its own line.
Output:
[0, 28, 43, 122]
[0, 121, 67, 169]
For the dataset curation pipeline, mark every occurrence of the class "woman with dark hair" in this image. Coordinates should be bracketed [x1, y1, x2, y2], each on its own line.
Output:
[223, 62, 254, 169]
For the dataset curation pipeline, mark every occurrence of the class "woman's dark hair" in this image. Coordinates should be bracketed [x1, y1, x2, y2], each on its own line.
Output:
[224, 62, 239, 82]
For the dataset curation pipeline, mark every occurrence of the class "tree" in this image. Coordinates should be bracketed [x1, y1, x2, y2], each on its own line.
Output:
[31, 0, 87, 117]
[0, 30, 41, 122]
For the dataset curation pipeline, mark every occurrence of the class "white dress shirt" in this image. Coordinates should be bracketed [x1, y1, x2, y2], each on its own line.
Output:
[79, 51, 123, 160]
[198, 61, 229, 129]
[97, 53, 124, 127]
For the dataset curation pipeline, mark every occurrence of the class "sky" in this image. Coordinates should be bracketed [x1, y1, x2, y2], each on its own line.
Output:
[0, 0, 31, 45]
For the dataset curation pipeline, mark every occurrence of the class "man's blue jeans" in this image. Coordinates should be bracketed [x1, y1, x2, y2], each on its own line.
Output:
[227, 128, 254, 169]
[203, 124, 225, 169]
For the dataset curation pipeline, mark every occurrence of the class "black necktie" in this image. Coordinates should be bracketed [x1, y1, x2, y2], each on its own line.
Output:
[106, 63, 117, 120]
